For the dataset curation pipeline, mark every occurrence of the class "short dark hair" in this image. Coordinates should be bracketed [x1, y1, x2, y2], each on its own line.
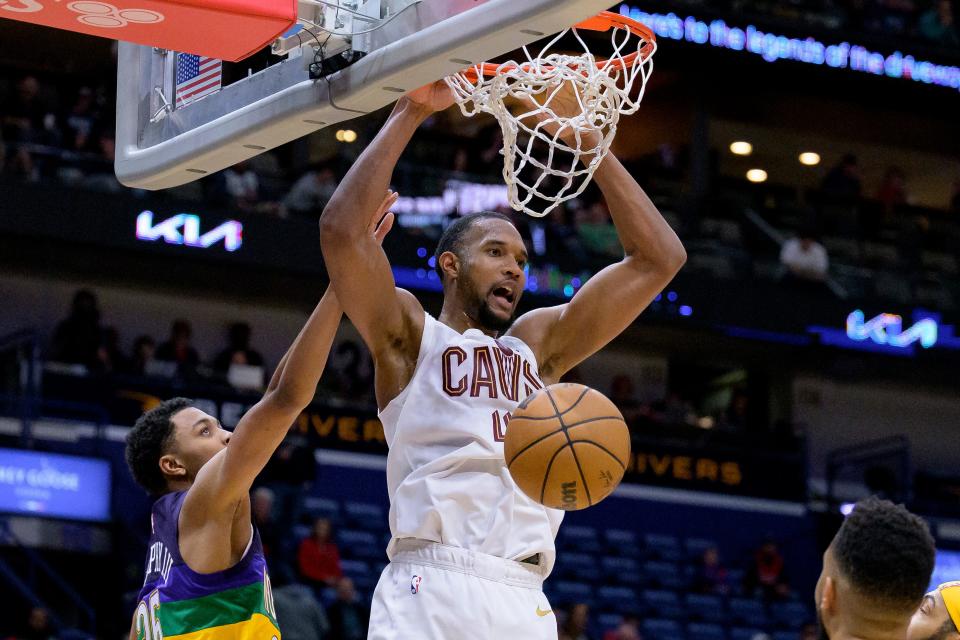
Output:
[433, 211, 516, 282]
[125, 398, 193, 495]
[833, 496, 935, 611]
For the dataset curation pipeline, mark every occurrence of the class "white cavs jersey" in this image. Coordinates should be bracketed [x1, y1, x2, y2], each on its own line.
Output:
[379, 313, 564, 574]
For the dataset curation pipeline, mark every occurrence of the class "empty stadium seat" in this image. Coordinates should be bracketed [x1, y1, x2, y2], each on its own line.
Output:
[343, 501, 385, 529]
[339, 559, 370, 578]
[604, 528, 641, 556]
[684, 537, 718, 559]
[338, 529, 385, 561]
[291, 524, 311, 542]
[303, 496, 340, 523]
[729, 597, 770, 627]
[685, 593, 726, 623]
[551, 581, 594, 606]
[642, 617, 686, 640]
[771, 600, 811, 628]
[597, 586, 642, 616]
[601, 555, 642, 586]
[644, 533, 684, 562]
[560, 525, 603, 553]
[643, 560, 687, 590]
[596, 612, 625, 632]
[555, 552, 601, 582]
[643, 589, 684, 619]
[730, 628, 767, 640]
[687, 622, 727, 640]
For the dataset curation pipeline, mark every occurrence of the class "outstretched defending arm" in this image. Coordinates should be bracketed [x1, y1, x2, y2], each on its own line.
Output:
[509, 108, 686, 383]
[319, 83, 454, 408]
[184, 193, 396, 517]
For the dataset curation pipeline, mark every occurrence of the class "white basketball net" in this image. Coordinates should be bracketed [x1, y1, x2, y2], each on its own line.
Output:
[445, 20, 656, 218]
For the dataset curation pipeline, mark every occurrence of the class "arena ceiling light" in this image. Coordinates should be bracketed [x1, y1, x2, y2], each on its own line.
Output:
[746, 169, 768, 183]
[799, 152, 822, 166]
[336, 129, 358, 143]
[729, 141, 753, 156]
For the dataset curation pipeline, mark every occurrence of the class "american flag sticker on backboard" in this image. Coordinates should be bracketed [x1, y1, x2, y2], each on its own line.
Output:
[176, 53, 222, 108]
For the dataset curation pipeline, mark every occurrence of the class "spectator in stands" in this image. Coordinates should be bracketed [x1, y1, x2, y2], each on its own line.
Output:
[718, 388, 752, 433]
[780, 229, 829, 285]
[575, 201, 621, 262]
[155, 319, 200, 376]
[298, 517, 344, 589]
[96, 326, 128, 374]
[656, 390, 699, 427]
[252, 487, 279, 563]
[20, 606, 55, 640]
[62, 87, 99, 153]
[273, 583, 331, 640]
[559, 603, 595, 640]
[919, 0, 959, 45]
[877, 166, 909, 217]
[694, 546, 731, 595]
[866, 0, 917, 34]
[821, 154, 862, 201]
[327, 577, 369, 640]
[325, 340, 373, 402]
[223, 160, 279, 213]
[602, 615, 641, 640]
[127, 335, 157, 376]
[263, 430, 317, 581]
[0, 76, 56, 180]
[283, 165, 338, 218]
[213, 322, 265, 373]
[51, 289, 102, 369]
[223, 160, 263, 213]
[745, 539, 791, 600]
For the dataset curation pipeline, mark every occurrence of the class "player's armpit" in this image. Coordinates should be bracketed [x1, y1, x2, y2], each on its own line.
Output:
[319, 224, 425, 408]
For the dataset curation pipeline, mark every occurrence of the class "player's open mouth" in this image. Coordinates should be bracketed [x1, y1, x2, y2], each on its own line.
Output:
[491, 285, 515, 309]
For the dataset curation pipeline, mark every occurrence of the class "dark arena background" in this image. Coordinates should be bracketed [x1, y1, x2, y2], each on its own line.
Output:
[1, 0, 959, 638]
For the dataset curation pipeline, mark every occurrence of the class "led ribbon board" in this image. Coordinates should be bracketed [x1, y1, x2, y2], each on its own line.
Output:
[619, 4, 960, 93]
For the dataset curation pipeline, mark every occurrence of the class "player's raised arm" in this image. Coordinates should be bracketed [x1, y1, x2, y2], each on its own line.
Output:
[319, 82, 454, 407]
[184, 193, 396, 517]
[509, 97, 686, 383]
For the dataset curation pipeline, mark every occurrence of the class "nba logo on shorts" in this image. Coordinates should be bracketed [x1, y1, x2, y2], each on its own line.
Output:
[410, 575, 422, 594]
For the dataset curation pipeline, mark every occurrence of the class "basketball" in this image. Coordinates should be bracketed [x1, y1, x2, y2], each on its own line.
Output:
[505, 383, 630, 511]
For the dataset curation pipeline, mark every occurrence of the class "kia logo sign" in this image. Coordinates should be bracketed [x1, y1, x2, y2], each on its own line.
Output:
[135, 211, 242, 252]
[846, 310, 938, 349]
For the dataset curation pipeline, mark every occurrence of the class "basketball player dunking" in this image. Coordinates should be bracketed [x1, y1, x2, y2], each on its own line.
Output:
[319, 81, 686, 639]
[124, 194, 396, 640]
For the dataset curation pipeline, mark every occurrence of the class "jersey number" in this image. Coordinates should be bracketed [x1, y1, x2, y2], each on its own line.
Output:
[492, 410, 511, 442]
[135, 590, 162, 640]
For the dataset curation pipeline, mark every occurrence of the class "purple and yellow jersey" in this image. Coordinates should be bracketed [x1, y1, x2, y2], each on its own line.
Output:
[134, 491, 280, 640]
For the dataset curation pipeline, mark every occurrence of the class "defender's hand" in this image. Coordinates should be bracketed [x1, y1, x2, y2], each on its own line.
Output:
[371, 190, 399, 245]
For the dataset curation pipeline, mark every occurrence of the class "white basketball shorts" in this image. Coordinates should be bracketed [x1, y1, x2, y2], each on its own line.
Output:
[368, 539, 558, 640]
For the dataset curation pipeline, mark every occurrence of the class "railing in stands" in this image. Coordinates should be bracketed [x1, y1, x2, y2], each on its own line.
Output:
[0, 329, 42, 447]
[0, 520, 96, 636]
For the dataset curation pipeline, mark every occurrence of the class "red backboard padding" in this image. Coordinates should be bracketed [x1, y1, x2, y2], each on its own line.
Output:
[0, 0, 297, 61]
